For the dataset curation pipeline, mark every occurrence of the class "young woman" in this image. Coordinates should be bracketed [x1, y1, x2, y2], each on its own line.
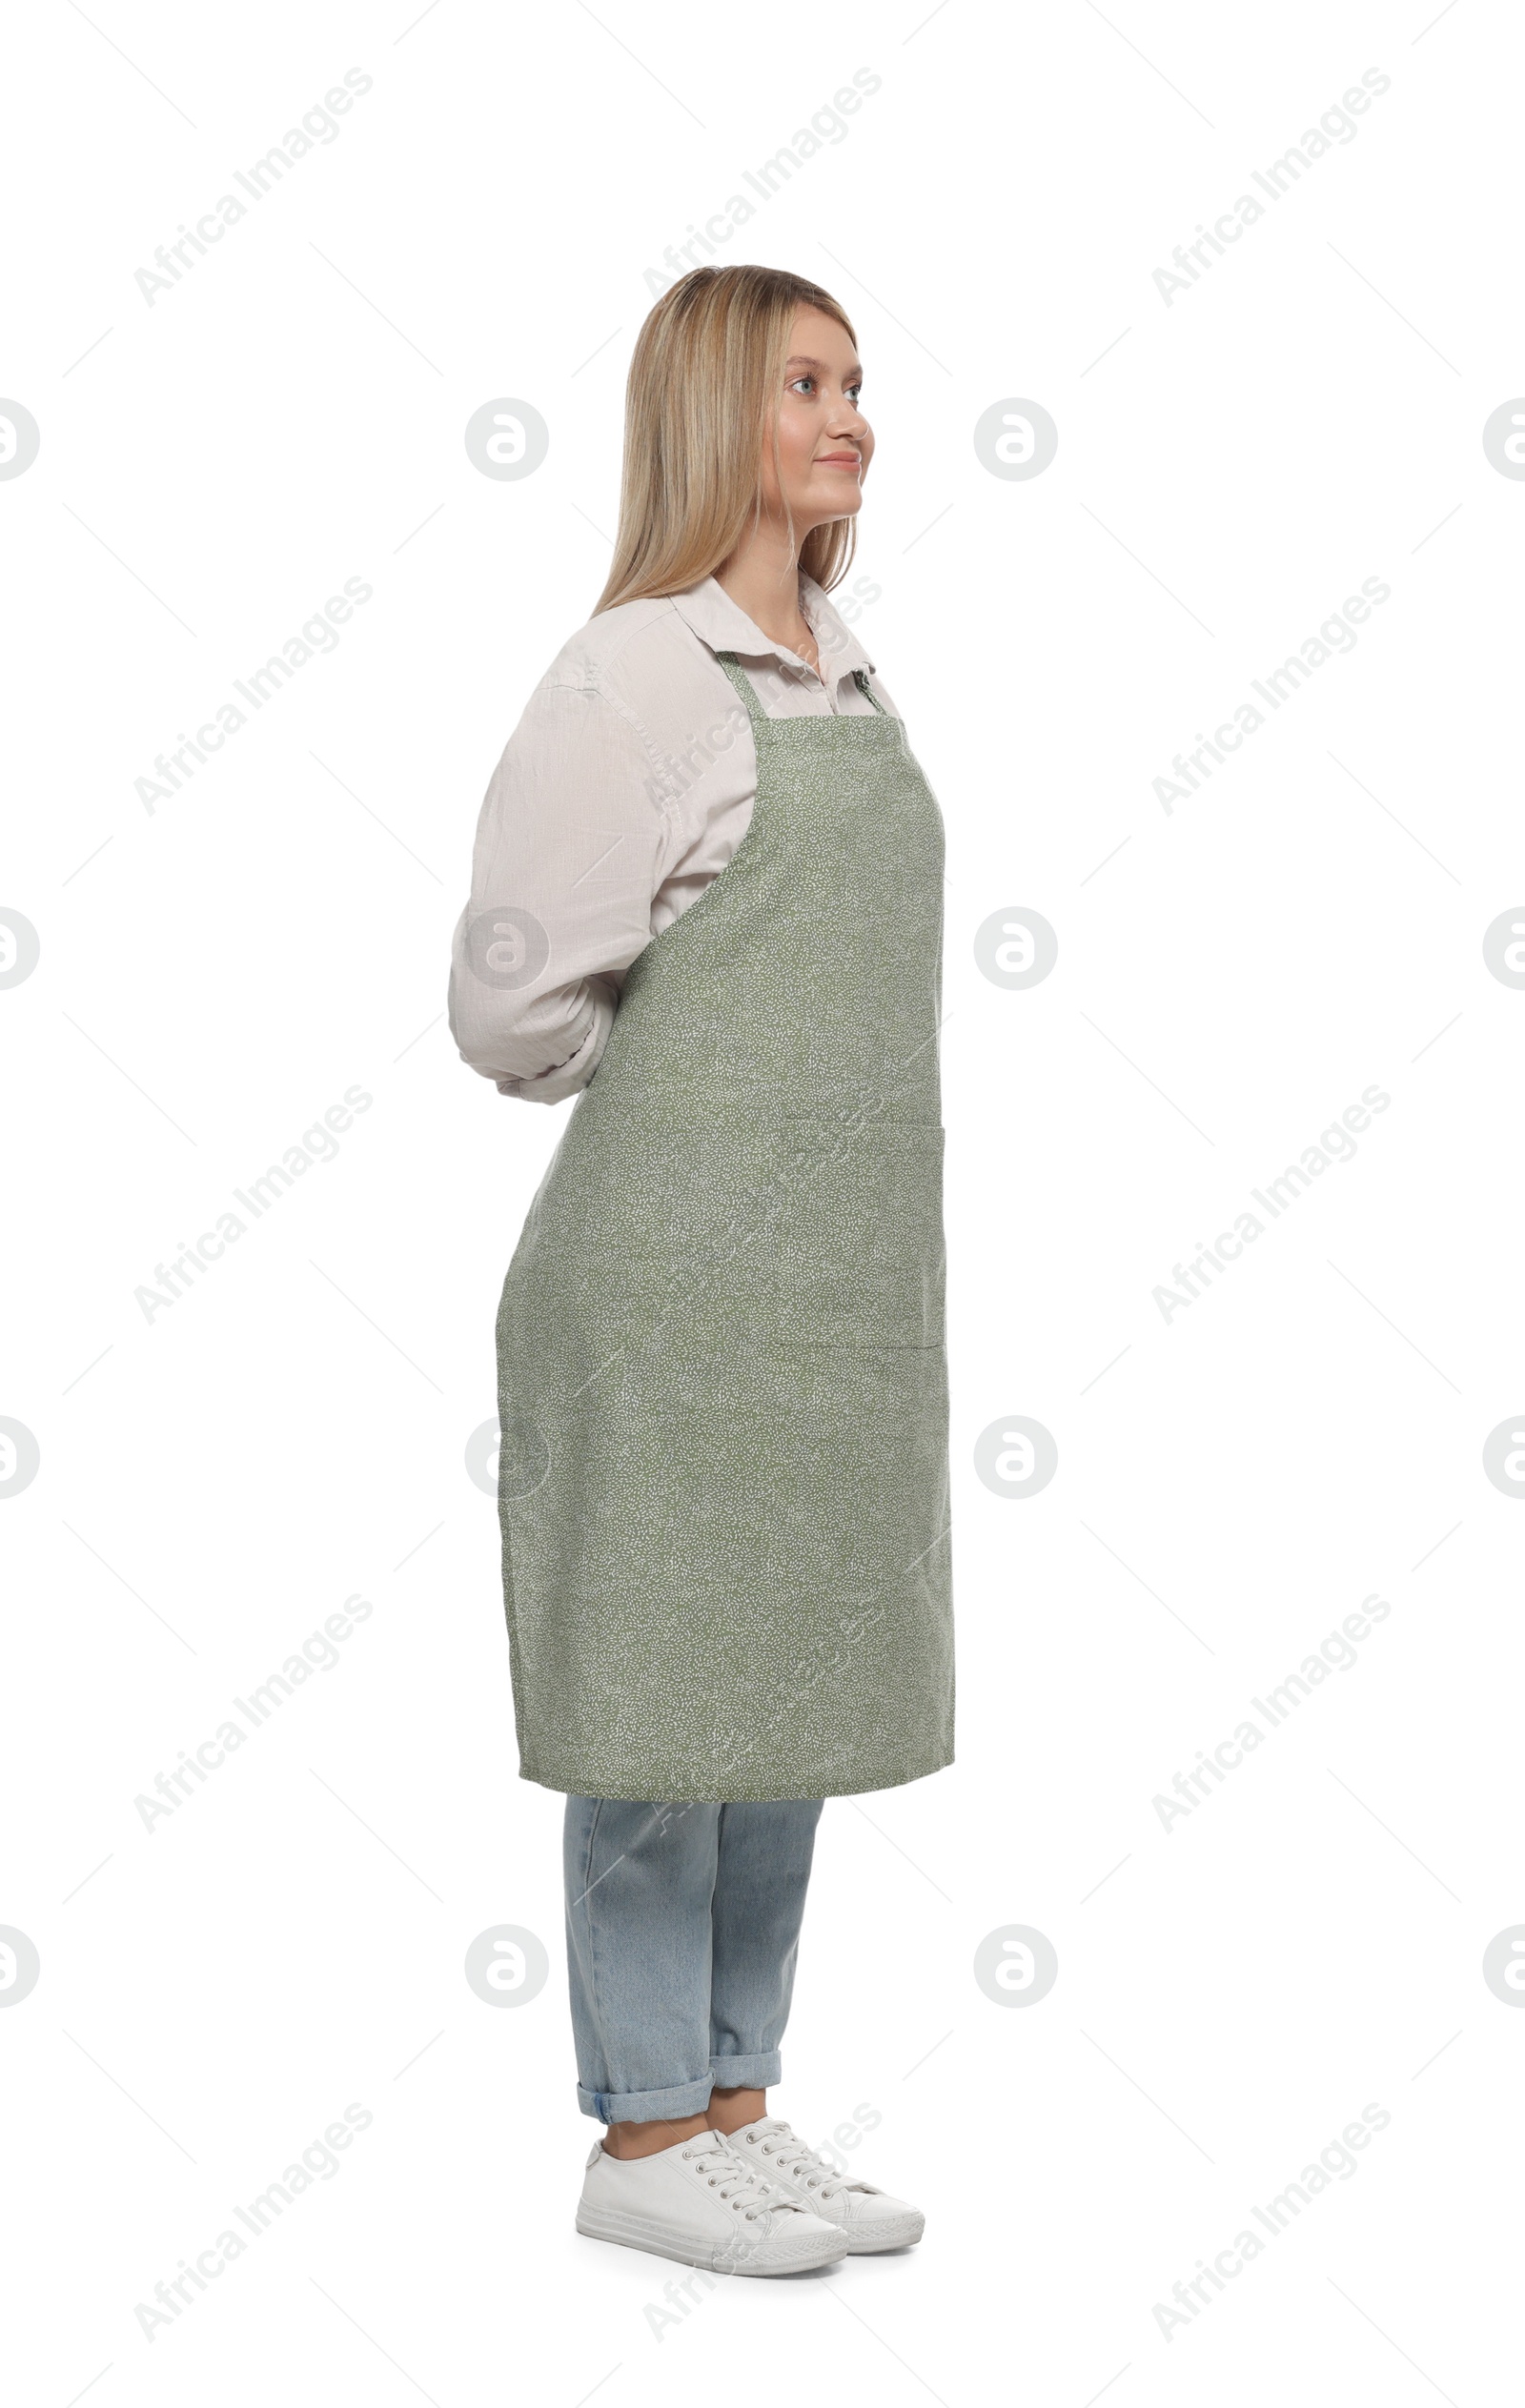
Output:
[449, 264, 954, 2276]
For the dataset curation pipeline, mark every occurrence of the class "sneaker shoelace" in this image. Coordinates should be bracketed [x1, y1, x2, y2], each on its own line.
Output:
[732, 2118, 869, 2202]
[680, 2138, 803, 2220]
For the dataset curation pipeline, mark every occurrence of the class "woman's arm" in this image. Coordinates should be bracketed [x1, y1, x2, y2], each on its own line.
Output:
[448, 678, 663, 1103]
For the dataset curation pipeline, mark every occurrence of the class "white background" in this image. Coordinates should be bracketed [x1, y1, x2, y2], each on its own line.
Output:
[4, 1, 1522, 2400]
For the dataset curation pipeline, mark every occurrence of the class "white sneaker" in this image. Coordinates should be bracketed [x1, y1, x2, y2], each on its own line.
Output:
[722, 2117, 925, 2253]
[576, 2128, 849, 2276]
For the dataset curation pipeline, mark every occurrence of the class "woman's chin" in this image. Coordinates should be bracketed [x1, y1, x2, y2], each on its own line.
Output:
[802, 485, 864, 523]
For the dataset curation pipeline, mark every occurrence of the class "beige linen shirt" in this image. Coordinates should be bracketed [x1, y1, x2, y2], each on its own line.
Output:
[448, 571, 896, 1103]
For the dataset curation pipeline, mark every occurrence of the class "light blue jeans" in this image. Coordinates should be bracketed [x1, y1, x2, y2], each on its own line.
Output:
[563, 1795, 824, 2123]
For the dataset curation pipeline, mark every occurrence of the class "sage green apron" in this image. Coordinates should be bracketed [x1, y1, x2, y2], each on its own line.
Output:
[495, 650, 953, 1801]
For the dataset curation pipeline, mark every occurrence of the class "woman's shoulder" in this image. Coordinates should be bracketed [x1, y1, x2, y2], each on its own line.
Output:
[535, 591, 701, 702]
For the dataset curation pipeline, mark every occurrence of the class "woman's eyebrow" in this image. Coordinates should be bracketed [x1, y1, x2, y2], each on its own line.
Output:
[785, 354, 865, 378]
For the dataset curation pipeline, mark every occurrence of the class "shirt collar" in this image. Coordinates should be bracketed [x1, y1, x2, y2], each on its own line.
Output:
[668, 570, 876, 693]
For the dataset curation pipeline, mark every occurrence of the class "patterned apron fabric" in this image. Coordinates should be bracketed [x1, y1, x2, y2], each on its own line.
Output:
[495, 650, 954, 1800]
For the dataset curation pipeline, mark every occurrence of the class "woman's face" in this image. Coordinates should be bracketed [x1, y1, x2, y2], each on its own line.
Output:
[761, 304, 873, 536]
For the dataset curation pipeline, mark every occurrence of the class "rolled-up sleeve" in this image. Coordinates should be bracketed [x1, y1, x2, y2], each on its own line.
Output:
[448, 680, 664, 1104]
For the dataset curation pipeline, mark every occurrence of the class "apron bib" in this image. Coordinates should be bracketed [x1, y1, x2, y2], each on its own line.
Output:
[495, 650, 954, 1801]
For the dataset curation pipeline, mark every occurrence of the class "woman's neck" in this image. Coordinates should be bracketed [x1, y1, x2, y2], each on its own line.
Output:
[714, 526, 812, 656]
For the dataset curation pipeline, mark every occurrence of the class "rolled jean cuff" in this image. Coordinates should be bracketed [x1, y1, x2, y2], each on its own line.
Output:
[710, 2049, 783, 2091]
[577, 2074, 715, 2124]
[575, 2046, 786, 2122]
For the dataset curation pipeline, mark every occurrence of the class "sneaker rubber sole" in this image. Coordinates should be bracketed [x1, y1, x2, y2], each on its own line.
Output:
[838, 2207, 925, 2253]
[575, 2201, 847, 2276]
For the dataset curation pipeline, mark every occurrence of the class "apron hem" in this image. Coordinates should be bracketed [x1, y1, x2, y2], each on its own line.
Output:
[512, 1750, 955, 1805]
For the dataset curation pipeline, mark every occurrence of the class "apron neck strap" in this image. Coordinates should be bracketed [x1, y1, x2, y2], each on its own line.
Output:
[714, 650, 767, 730]
[716, 651, 888, 722]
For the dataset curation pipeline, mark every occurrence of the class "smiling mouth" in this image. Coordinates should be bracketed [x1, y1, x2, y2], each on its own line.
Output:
[816, 455, 862, 469]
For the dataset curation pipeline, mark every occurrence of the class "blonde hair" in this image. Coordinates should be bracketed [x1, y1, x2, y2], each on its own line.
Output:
[593, 265, 860, 616]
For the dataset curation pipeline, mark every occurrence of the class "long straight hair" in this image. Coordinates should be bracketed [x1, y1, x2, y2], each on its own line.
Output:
[593, 265, 860, 616]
